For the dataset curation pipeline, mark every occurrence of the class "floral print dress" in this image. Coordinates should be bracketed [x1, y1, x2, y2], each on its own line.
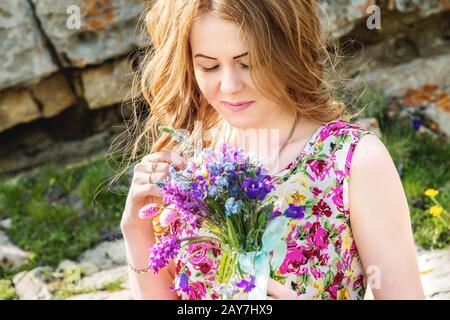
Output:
[172, 119, 373, 300]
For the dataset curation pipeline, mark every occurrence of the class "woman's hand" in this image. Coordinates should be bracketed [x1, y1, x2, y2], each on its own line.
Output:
[120, 150, 187, 232]
[266, 278, 300, 300]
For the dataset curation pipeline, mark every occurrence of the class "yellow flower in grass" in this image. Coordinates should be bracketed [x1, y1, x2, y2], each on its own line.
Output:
[424, 189, 439, 198]
[429, 205, 444, 217]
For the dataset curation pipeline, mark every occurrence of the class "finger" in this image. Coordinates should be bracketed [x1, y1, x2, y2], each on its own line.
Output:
[149, 172, 168, 184]
[266, 278, 282, 299]
[143, 151, 186, 170]
[267, 278, 298, 300]
[132, 183, 162, 198]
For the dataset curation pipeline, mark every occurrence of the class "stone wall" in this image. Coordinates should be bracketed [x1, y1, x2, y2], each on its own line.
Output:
[0, 0, 449, 175]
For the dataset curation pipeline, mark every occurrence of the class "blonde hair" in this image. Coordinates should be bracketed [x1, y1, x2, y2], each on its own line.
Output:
[110, 0, 359, 237]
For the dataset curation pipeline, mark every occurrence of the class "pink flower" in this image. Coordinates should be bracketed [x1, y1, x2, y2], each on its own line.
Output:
[279, 242, 308, 275]
[306, 223, 329, 250]
[187, 282, 207, 300]
[138, 203, 160, 219]
[306, 159, 330, 181]
[330, 183, 344, 212]
[319, 120, 347, 141]
[159, 206, 179, 227]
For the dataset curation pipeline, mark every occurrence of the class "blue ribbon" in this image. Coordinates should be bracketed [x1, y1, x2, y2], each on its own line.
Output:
[238, 216, 289, 299]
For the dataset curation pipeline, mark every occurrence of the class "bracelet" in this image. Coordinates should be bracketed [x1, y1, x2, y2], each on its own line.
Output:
[127, 259, 153, 274]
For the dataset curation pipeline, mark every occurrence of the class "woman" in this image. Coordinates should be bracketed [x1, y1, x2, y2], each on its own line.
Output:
[119, 0, 425, 300]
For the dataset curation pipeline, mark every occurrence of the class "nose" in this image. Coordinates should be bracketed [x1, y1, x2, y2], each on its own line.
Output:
[220, 67, 244, 94]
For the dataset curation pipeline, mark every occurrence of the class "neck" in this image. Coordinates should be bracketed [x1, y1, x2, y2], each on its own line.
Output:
[225, 111, 299, 168]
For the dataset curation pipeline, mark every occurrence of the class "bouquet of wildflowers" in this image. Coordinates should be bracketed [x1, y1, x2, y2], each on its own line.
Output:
[143, 127, 289, 299]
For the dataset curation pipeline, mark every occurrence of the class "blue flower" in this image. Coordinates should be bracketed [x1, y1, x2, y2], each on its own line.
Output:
[208, 185, 220, 198]
[215, 176, 229, 188]
[208, 163, 219, 174]
[230, 185, 239, 197]
[223, 162, 235, 172]
[225, 197, 242, 216]
[284, 204, 305, 219]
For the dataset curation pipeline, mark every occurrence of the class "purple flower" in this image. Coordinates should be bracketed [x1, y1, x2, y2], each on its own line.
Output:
[241, 175, 274, 200]
[237, 275, 256, 292]
[170, 272, 190, 294]
[148, 236, 180, 273]
[411, 117, 423, 130]
[161, 181, 207, 217]
[269, 208, 282, 220]
[284, 204, 305, 219]
[178, 272, 190, 292]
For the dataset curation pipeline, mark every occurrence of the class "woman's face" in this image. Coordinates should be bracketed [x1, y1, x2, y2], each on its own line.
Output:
[189, 13, 285, 130]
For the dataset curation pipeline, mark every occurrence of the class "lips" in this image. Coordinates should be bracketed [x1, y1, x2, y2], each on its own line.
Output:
[222, 101, 254, 112]
[222, 101, 253, 106]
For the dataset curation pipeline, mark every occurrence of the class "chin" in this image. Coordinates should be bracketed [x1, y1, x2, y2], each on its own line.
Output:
[223, 115, 259, 130]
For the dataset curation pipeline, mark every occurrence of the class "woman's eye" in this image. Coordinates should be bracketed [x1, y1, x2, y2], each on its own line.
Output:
[202, 65, 219, 72]
[201, 63, 249, 73]
[240, 63, 249, 70]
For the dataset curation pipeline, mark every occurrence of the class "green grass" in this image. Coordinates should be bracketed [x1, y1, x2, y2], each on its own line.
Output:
[0, 279, 17, 300]
[0, 157, 129, 277]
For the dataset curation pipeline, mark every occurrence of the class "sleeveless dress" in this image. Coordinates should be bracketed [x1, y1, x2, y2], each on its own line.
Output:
[172, 119, 374, 300]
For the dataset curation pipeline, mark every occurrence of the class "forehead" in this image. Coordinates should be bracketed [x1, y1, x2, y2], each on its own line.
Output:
[189, 13, 247, 57]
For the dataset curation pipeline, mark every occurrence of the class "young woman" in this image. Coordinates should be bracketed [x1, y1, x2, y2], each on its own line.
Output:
[119, 0, 425, 300]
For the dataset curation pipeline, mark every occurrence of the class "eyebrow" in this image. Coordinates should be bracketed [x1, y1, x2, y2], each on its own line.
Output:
[194, 52, 248, 60]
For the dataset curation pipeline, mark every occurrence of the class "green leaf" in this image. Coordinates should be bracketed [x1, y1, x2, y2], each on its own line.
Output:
[324, 271, 334, 289]
[226, 217, 239, 249]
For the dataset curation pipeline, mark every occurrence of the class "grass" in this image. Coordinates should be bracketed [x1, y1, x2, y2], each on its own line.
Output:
[0, 157, 129, 278]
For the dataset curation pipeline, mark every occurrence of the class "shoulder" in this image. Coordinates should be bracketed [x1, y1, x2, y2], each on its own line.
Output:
[348, 132, 408, 220]
[350, 133, 394, 177]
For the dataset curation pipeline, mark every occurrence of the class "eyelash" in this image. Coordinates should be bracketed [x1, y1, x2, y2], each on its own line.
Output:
[202, 63, 249, 73]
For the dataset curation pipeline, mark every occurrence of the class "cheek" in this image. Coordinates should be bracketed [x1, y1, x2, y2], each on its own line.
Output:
[195, 73, 218, 100]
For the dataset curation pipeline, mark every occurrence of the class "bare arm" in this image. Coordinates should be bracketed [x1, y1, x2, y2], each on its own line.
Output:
[349, 134, 425, 299]
[122, 223, 179, 300]
[121, 150, 186, 300]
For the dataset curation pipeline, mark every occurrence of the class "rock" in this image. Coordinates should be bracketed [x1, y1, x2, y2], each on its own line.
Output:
[0, 89, 40, 132]
[78, 262, 100, 276]
[77, 266, 128, 291]
[353, 117, 382, 138]
[423, 103, 450, 137]
[30, 0, 146, 68]
[56, 259, 79, 272]
[0, 0, 57, 90]
[13, 267, 53, 300]
[394, 0, 449, 17]
[79, 239, 126, 271]
[416, 246, 450, 299]
[0, 218, 12, 230]
[0, 230, 30, 271]
[319, 0, 373, 38]
[30, 73, 77, 118]
[81, 59, 132, 109]
[66, 289, 131, 300]
[361, 54, 450, 97]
